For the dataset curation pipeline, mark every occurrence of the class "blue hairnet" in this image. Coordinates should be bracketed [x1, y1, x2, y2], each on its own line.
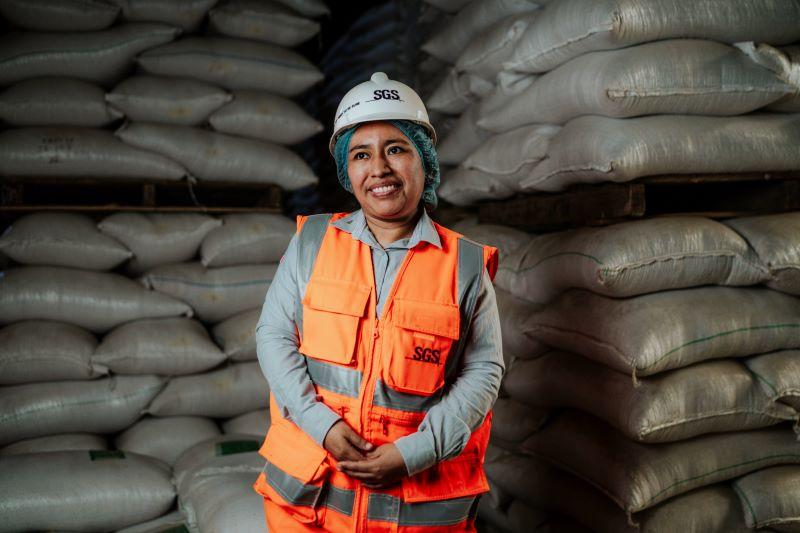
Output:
[333, 120, 440, 209]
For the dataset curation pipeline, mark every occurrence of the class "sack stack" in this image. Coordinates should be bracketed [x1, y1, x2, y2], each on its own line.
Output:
[0, 210, 293, 531]
[431, 0, 800, 205]
[0, 1, 325, 525]
[0, 0, 326, 192]
[474, 213, 800, 532]
[418, 0, 542, 182]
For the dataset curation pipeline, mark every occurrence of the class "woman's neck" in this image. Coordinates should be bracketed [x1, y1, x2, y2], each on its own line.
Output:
[364, 208, 422, 248]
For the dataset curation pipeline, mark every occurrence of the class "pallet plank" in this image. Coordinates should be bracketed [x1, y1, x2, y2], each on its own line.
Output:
[477, 172, 800, 230]
[479, 183, 645, 231]
[0, 177, 283, 212]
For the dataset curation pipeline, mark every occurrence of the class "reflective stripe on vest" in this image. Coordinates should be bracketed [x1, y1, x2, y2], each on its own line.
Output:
[266, 458, 477, 525]
[371, 378, 443, 412]
[265, 460, 356, 516]
[447, 237, 485, 383]
[295, 218, 487, 414]
[305, 355, 361, 398]
[366, 493, 479, 526]
[294, 214, 333, 337]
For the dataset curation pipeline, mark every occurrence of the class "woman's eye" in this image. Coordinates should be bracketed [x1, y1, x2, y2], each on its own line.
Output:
[387, 145, 403, 155]
[353, 152, 368, 160]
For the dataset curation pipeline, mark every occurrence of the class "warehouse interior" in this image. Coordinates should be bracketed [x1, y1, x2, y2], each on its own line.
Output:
[1, 0, 800, 532]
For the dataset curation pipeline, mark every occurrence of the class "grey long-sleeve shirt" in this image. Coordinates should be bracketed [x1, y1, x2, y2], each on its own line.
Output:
[255, 209, 504, 476]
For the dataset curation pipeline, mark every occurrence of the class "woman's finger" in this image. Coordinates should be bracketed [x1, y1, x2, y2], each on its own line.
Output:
[337, 459, 373, 472]
[336, 446, 365, 462]
[343, 426, 374, 452]
[340, 468, 379, 482]
[338, 458, 382, 477]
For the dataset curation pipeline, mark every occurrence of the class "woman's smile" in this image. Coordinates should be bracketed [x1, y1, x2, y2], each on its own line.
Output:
[369, 182, 402, 198]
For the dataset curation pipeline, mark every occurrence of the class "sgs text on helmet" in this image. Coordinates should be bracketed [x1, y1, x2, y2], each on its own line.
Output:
[372, 89, 401, 101]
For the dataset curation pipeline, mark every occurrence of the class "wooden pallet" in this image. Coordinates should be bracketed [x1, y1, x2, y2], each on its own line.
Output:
[478, 171, 800, 231]
[0, 177, 283, 213]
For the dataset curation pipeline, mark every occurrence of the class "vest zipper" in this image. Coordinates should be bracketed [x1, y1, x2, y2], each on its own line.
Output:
[356, 316, 379, 533]
[357, 249, 415, 532]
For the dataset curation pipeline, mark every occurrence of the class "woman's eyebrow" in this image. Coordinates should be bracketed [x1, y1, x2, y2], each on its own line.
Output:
[349, 143, 370, 153]
[349, 138, 409, 153]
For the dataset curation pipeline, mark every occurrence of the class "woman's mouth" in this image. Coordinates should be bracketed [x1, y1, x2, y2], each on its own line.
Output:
[369, 183, 402, 198]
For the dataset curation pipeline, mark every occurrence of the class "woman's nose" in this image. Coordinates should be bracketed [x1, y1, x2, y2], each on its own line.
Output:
[368, 152, 390, 177]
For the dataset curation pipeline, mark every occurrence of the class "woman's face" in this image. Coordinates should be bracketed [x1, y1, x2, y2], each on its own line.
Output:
[346, 121, 425, 222]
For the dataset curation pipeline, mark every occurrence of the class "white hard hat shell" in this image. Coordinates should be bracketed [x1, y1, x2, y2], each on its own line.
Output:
[328, 72, 437, 154]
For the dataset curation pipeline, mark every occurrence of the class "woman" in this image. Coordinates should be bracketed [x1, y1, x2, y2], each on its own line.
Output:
[253, 72, 504, 532]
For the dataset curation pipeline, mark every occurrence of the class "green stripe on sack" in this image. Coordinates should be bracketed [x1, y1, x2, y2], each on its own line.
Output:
[2, 34, 178, 66]
[747, 368, 780, 397]
[215, 440, 260, 456]
[142, 51, 319, 72]
[148, 276, 272, 288]
[731, 483, 759, 527]
[0, 383, 164, 425]
[644, 324, 800, 371]
[646, 452, 800, 509]
[496, 251, 604, 275]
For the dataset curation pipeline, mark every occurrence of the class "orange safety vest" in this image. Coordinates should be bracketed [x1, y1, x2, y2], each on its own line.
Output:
[253, 213, 499, 532]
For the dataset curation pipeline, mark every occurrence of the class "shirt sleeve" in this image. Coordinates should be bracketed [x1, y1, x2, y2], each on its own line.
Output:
[255, 233, 342, 447]
[392, 268, 505, 475]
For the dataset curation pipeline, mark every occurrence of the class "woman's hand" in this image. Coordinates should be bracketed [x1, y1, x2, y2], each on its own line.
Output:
[323, 420, 373, 462]
[337, 443, 407, 489]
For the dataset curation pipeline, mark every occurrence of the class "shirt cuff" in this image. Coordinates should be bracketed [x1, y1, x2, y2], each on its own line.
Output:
[300, 402, 342, 447]
[394, 431, 438, 476]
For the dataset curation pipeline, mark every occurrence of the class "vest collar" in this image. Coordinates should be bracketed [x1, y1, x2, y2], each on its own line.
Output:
[331, 209, 442, 250]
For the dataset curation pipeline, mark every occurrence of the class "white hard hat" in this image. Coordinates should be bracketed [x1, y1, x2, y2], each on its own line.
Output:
[329, 72, 437, 154]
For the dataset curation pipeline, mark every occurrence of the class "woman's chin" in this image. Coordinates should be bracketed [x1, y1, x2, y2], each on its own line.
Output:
[363, 200, 417, 222]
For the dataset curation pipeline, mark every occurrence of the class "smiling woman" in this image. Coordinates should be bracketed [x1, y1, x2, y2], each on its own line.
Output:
[334, 123, 430, 251]
[329, 74, 442, 246]
[346, 123, 425, 226]
[252, 72, 504, 533]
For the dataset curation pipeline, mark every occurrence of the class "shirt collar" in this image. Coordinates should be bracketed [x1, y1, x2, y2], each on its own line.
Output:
[332, 209, 442, 250]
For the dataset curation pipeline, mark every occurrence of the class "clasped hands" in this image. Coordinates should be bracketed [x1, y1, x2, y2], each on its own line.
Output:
[323, 420, 407, 489]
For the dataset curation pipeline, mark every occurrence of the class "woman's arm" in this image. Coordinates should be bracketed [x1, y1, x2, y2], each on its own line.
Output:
[254, 234, 342, 446]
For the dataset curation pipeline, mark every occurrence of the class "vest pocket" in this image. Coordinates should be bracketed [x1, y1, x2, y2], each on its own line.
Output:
[386, 299, 460, 396]
[299, 277, 371, 365]
[256, 421, 331, 525]
[401, 413, 492, 503]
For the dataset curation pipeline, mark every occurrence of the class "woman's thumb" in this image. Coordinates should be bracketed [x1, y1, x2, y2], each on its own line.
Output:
[345, 428, 373, 451]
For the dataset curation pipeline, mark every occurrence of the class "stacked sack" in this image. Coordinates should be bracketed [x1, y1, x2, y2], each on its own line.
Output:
[435, 0, 800, 205]
[479, 214, 800, 532]
[419, 0, 544, 184]
[723, 212, 800, 532]
[0, 1, 184, 181]
[451, 218, 571, 532]
[0, 0, 326, 192]
[0, 210, 294, 531]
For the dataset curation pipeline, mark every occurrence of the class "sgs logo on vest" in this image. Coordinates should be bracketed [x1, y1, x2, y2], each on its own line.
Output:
[406, 346, 442, 365]
[372, 89, 401, 101]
